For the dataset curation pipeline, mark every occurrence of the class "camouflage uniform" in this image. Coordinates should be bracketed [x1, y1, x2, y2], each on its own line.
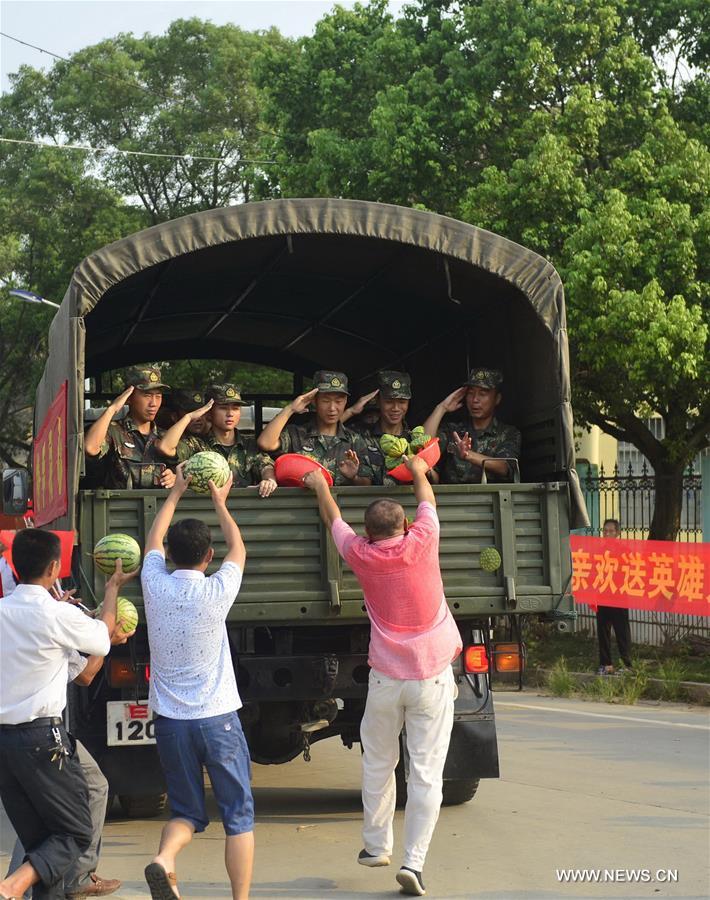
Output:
[437, 367, 521, 484]
[87, 366, 170, 489]
[176, 431, 274, 487]
[353, 371, 414, 485]
[174, 384, 275, 487]
[280, 371, 375, 485]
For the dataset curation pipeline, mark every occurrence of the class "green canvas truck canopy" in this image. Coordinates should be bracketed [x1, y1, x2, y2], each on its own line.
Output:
[33, 198, 588, 530]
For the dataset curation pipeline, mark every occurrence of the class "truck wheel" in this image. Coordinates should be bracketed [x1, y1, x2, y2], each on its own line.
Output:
[118, 793, 167, 819]
[441, 778, 480, 806]
[395, 768, 480, 807]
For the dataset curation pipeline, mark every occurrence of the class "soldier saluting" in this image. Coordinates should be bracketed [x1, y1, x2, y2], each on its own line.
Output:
[344, 371, 437, 485]
[257, 371, 375, 486]
[155, 383, 278, 498]
[424, 368, 521, 483]
[84, 366, 176, 490]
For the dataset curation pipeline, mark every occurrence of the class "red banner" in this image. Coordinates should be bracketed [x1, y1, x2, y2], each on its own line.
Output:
[570, 536, 710, 617]
[1, 529, 74, 579]
[33, 382, 68, 527]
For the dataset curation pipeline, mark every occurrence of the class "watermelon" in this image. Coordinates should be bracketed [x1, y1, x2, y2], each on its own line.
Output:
[480, 546, 502, 572]
[93, 534, 142, 575]
[96, 596, 139, 634]
[183, 450, 231, 494]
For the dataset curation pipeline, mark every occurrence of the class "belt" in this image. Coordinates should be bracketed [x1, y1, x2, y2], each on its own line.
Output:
[0, 716, 63, 730]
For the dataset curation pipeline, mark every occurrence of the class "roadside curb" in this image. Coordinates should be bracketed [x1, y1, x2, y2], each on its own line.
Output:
[527, 667, 710, 705]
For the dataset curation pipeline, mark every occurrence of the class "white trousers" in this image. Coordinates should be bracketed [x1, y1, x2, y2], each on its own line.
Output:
[360, 666, 456, 870]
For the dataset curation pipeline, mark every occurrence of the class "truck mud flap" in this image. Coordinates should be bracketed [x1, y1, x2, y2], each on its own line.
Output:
[444, 673, 500, 780]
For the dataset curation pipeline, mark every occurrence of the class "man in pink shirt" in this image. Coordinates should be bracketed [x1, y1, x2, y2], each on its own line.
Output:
[304, 455, 461, 897]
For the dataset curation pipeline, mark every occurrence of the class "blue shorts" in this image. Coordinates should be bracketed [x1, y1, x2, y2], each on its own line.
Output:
[154, 710, 253, 835]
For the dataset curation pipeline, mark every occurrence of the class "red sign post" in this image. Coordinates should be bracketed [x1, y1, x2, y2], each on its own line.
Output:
[570, 536, 710, 617]
[33, 382, 68, 527]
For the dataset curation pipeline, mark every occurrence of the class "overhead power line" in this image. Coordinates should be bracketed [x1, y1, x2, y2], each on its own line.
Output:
[0, 136, 278, 165]
[0, 30, 286, 141]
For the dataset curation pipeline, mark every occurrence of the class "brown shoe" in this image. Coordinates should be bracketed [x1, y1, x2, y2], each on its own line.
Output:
[65, 873, 122, 898]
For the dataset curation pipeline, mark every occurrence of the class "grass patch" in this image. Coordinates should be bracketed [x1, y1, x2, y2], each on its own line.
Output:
[526, 626, 710, 684]
[547, 657, 575, 697]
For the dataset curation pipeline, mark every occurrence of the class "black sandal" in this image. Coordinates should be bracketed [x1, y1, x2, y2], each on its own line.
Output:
[144, 862, 180, 900]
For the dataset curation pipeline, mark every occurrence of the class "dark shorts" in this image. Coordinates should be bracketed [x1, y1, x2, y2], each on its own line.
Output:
[154, 711, 253, 835]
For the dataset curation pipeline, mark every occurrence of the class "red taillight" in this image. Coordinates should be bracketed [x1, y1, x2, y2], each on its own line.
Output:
[144, 665, 151, 682]
[464, 645, 489, 674]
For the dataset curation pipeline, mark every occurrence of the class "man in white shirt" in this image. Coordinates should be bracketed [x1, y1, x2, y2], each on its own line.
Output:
[7, 640, 133, 899]
[0, 530, 132, 900]
[141, 464, 252, 900]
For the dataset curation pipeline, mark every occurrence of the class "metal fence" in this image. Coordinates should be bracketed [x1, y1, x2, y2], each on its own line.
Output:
[575, 463, 708, 646]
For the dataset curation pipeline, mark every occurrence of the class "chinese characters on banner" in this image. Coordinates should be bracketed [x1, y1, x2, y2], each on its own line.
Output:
[570, 536, 710, 617]
[32, 381, 68, 527]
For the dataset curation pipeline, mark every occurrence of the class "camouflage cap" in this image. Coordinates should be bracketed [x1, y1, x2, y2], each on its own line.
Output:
[171, 389, 207, 413]
[377, 370, 412, 400]
[125, 365, 169, 391]
[205, 383, 247, 405]
[313, 371, 349, 395]
[465, 368, 503, 390]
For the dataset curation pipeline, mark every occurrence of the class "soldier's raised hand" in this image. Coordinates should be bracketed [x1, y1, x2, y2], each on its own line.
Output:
[349, 389, 379, 416]
[439, 386, 466, 413]
[452, 431, 473, 459]
[289, 388, 318, 415]
[338, 449, 360, 481]
[188, 399, 214, 421]
[109, 386, 134, 413]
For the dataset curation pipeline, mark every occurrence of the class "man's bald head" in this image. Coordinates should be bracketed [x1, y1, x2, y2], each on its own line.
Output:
[364, 498, 406, 541]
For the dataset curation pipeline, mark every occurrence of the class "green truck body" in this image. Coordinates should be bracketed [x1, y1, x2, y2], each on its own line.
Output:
[80, 483, 572, 624]
[23, 199, 588, 814]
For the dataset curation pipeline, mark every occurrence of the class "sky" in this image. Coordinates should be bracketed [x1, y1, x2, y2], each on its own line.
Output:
[0, 0, 406, 93]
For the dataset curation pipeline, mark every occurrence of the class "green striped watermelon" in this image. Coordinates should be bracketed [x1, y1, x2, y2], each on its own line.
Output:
[96, 596, 139, 634]
[184, 450, 231, 494]
[93, 534, 142, 575]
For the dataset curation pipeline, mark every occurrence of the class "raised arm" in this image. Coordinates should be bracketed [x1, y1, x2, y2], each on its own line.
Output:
[341, 389, 379, 424]
[155, 399, 214, 458]
[422, 386, 467, 438]
[84, 387, 134, 457]
[404, 454, 436, 508]
[209, 474, 246, 570]
[257, 388, 318, 451]
[303, 470, 342, 530]
[145, 464, 191, 554]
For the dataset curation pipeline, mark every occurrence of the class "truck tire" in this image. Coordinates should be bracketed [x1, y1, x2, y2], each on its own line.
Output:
[442, 778, 479, 806]
[395, 768, 480, 807]
[118, 793, 167, 819]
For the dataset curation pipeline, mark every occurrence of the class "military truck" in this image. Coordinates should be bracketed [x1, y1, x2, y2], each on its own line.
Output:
[23, 199, 588, 817]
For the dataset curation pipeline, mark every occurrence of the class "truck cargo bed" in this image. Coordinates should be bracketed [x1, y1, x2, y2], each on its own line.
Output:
[78, 483, 573, 624]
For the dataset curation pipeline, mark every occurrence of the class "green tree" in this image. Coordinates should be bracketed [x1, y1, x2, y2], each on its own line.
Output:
[259, 0, 708, 539]
[0, 141, 144, 466]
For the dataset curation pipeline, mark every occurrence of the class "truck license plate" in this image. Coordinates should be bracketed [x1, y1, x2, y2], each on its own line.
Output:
[106, 701, 156, 746]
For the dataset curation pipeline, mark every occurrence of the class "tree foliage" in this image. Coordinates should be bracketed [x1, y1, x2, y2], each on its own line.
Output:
[0, 2, 707, 538]
[258, 0, 708, 538]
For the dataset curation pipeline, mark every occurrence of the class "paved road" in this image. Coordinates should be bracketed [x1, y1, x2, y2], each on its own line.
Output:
[2, 692, 708, 899]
